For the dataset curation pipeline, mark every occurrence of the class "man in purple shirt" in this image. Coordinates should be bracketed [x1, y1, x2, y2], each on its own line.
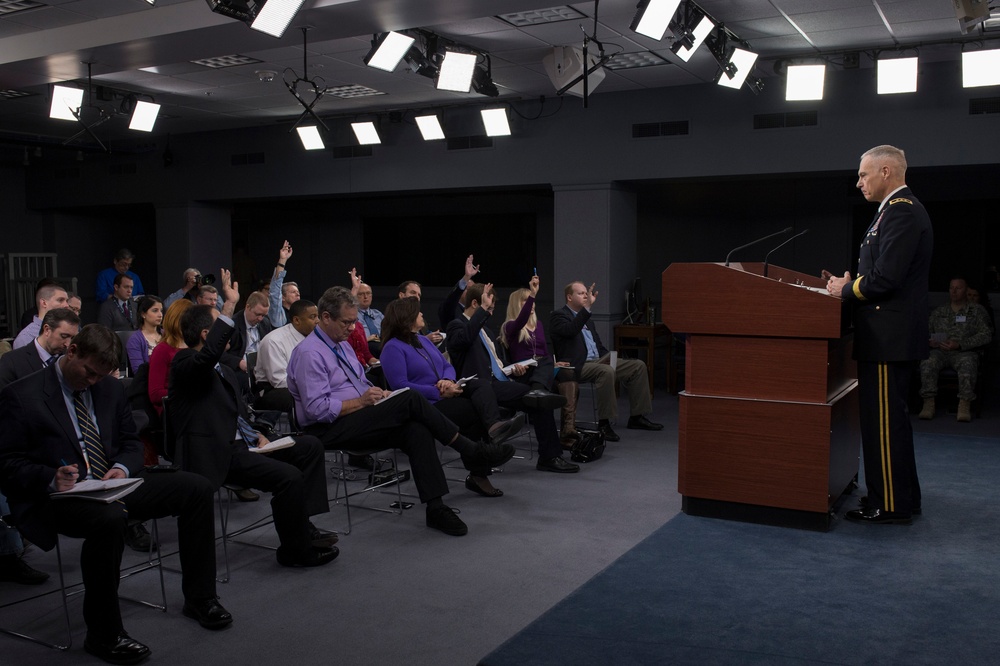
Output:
[288, 286, 515, 537]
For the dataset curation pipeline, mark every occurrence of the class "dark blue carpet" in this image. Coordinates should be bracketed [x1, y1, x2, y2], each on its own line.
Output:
[480, 433, 1000, 666]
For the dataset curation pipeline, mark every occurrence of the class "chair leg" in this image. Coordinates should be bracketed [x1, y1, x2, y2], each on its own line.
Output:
[0, 539, 73, 651]
[216, 488, 231, 584]
[118, 518, 167, 612]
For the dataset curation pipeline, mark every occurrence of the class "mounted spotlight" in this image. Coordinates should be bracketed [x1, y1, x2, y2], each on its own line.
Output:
[205, 0, 305, 38]
[49, 85, 84, 121]
[785, 64, 826, 100]
[437, 51, 478, 92]
[630, 0, 683, 41]
[962, 48, 1000, 87]
[296, 125, 325, 149]
[128, 100, 161, 131]
[672, 14, 714, 62]
[480, 108, 511, 137]
[351, 121, 381, 145]
[471, 57, 500, 97]
[415, 115, 445, 140]
[877, 56, 918, 94]
[542, 46, 606, 97]
[716, 47, 758, 89]
[364, 31, 416, 72]
[403, 45, 439, 79]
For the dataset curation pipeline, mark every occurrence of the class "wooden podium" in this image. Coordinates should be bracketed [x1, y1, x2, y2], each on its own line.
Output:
[662, 262, 860, 530]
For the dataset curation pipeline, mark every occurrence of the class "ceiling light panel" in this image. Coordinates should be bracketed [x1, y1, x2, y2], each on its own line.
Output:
[497, 6, 586, 27]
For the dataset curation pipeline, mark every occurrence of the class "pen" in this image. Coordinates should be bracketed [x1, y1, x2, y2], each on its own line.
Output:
[533, 267, 537, 275]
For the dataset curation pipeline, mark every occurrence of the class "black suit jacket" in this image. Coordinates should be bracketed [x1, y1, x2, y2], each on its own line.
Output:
[842, 187, 933, 362]
[0, 366, 143, 550]
[97, 297, 137, 332]
[549, 305, 609, 381]
[221, 310, 273, 373]
[446, 308, 499, 381]
[168, 317, 249, 488]
[0, 341, 44, 391]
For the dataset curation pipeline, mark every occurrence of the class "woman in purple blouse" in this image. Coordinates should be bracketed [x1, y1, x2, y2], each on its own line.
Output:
[126, 295, 163, 374]
[380, 297, 523, 498]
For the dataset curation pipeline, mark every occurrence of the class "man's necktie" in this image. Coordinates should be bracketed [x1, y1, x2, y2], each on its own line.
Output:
[361, 310, 377, 335]
[74, 391, 110, 478]
[480, 330, 509, 382]
[44, 355, 58, 367]
[120, 300, 130, 322]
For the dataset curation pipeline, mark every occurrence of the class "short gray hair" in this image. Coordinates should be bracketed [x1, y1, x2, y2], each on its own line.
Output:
[317, 286, 357, 318]
[861, 145, 907, 172]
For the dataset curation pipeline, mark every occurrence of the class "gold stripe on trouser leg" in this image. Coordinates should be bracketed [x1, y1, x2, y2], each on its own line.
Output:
[878, 363, 894, 512]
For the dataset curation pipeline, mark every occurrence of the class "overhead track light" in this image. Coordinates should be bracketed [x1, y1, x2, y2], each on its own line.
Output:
[630, 0, 683, 41]
[296, 125, 325, 149]
[364, 31, 416, 72]
[415, 115, 445, 140]
[437, 51, 478, 92]
[716, 47, 758, 89]
[128, 99, 161, 131]
[785, 64, 826, 100]
[205, 0, 305, 38]
[877, 56, 918, 94]
[49, 85, 84, 121]
[351, 121, 381, 145]
[471, 57, 500, 97]
[672, 15, 713, 62]
[962, 48, 1000, 87]
[480, 108, 511, 137]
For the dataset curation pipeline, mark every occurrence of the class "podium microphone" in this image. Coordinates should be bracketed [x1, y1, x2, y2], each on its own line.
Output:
[763, 229, 809, 277]
[725, 227, 793, 267]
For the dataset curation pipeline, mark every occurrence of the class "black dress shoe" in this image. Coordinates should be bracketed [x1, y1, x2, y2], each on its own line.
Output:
[488, 412, 526, 445]
[536, 456, 580, 473]
[182, 597, 234, 629]
[124, 522, 157, 553]
[464, 475, 504, 497]
[859, 495, 921, 515]
[426, 504, 468, 536]
[276, 545, 340, 568]
[347, 454, 376, 470]
[845, 507, 912, 525]
[521, 389, 567, 410]
[627, 415, 664, 431]
[598, 422, 620, 442]
[84, 632, 151, 665]
[461, 441, 516, 471]
[308, 524, 339, 547]
[0, 554, 50, 585]
[233, 487, 260, 502]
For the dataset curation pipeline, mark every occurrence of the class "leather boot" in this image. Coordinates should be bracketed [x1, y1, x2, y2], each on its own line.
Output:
[957, 399, 972, 422]
[918, 397, 935, 420]
[557, 381, 579, 447]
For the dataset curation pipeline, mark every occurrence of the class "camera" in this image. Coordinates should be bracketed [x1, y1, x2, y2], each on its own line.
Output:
[193, 273, 216, 286]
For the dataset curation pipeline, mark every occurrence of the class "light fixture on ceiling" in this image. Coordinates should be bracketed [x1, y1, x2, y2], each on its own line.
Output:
[284, 28, 331, 135]
[415, 114, 445, 140]
[716, 47, 758, 89]
[471, 56, 500, 97]
[49, 85, 84, 121]
[296, 125, 325, 149]
[785, 64, 826, 100]
[437, 51, 478, 92]
[205, 0, 305, 39]
[630, 0, 683, 41]
[351, 121, 381, 145]
[877, 56, 918, 94]
[480, 108, 511, 137]
[128, 99, 161, 131]
[364, 31, 416, 72]
[543, 46, 607, 97]
[953, 0, 992, 35]
[962, 48, 1000, 87]
[144, 0, 155, 4]
[672, 14, 713, 62]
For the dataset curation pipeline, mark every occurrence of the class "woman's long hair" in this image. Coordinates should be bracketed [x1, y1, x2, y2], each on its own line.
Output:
[501, 287, 535, 348]
[136, 295, 163, 332]
[381, 297, 421, 347]
[161, 299, 193, 348]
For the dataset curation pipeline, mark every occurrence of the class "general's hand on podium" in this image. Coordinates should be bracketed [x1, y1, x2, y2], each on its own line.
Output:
[824, 270, 851, 297]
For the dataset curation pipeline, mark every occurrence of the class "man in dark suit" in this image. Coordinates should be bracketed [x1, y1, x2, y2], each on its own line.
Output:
[96, 273, 137, 332]
[0, 324, 231, 664]
[549, 281, 663, 442]
[825, 144, 933, 525]
[221, 290, 273, 390]
[446, 283, 578, 474]
[168, 281, 337, 568]
[0, 307, 80, 391]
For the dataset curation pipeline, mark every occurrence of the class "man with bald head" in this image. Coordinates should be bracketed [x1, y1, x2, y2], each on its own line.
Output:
[824, 145, 933, 525]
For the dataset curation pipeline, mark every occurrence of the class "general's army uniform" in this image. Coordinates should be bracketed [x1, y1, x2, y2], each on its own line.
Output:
[920, 302, 993, 402]
[840, 188, 933, 517]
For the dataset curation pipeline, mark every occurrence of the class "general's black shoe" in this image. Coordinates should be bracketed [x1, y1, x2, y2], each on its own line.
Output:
[536, 456, 580, 473]
[845, 507, 912, 525]
[0, 554, 50, 585]
[461, 441, 516, 471]
[182, 597, 234, 629]
[426, 504, 468, 536]
[124, 522, 157, 553]
[627, 415, 664, 431]
[598, 422, 620, 442]
[276, 545, 340, 568]
[859, 495, 921, 516]
[84, 632, 151, 665]
[521, 389, 567, 410]
[488, 412, 525, 446]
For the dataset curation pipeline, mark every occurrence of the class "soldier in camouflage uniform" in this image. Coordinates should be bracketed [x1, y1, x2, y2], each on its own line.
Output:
[919, 277, 994, 422]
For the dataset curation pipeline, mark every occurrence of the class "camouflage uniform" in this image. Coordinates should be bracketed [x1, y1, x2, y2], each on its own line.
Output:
[919, 302, 993, 400]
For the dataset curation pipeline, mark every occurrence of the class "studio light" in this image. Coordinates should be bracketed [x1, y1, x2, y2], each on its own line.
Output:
[962, 49, 1000, 88]
[403, 46, 439, 79]
[630, 0, 683, 41]
[673, 15, 713, 62]
[296, 125, 325, 150]
[351, 121, 381, 145]
[415, 115, 445, 140]
[128, 100, 160, 131]
[877, 57, 918, 94]
[364, 31, 416, 72]
[471, 60, 500, 97]
[49, 85, 84, 121]
[480, 108, 511, 137]
[716, 47, 758, 89]
[437, 51, 478, 92]
[205, 0, 305, 38]
[785, 64, 826, 100]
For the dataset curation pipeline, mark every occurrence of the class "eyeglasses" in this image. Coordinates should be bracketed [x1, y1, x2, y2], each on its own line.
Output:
[337, 318, 358, 327]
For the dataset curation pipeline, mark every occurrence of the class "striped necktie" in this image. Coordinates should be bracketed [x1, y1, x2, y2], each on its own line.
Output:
[74, 391, 110, 478]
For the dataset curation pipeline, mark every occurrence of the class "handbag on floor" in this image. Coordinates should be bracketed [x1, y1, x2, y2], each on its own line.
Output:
[570, 429, 606, 463]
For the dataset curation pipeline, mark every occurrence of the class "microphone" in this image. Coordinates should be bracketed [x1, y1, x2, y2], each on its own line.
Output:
[725, 227, 793, 267]
[763, 229, 809, 278]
